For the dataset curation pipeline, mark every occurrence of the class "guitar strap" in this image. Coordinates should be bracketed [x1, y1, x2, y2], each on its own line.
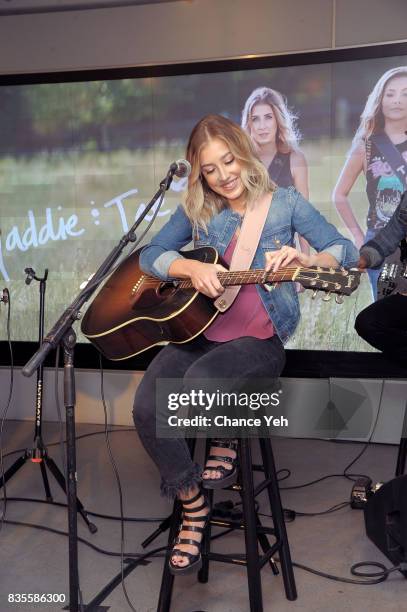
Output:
[214, 191, 273, 312]
[370, 133, 407, 189]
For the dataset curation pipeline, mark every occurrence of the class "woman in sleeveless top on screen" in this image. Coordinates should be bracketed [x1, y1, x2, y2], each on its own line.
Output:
[241, 86, 309, 259]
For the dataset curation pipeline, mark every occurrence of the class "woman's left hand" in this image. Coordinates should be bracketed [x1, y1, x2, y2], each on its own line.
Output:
[264, 246, 313, 272]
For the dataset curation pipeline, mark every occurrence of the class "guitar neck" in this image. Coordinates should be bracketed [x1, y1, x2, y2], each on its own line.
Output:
[177, 267, 300, 289]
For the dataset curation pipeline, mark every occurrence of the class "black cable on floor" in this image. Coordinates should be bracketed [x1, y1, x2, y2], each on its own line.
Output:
[258, 500, 350, 521]
[2, 515, 401, 587]
[1, 426, 136, 460]
[292, 559, 400, 585]
[276, 468, 291, 482]
[4, 497, 166, 523]
[2, 517, 167, 560]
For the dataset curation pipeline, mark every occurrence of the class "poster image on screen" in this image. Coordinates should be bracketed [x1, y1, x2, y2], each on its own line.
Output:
[0, 52, 406, 352]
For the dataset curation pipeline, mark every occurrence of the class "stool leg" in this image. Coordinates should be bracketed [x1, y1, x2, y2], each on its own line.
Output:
[396, 401, 407, 476]
[259, 438, 297, 601]
[396, 438, 407, 476]
[157, 499, 180, 612]
[198, 488, 213, 584]
[157, 437, 197, 611]
[199, 438, 213, 583]
[239, 438, 263, 612]
[256, 513, 279, 575]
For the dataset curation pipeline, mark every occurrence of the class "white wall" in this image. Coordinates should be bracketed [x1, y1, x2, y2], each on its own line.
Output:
[1, 367, 405, 445]
[0, 0, 406, 75]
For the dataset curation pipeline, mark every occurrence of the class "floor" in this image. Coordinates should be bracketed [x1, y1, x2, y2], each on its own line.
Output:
[0, 419, 406, 612]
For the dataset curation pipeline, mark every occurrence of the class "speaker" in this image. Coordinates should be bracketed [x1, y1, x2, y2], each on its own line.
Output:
[364, 475, 407, 577]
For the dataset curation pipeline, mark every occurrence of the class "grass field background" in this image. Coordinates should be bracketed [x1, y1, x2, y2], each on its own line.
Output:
[0, 138, 374, 352]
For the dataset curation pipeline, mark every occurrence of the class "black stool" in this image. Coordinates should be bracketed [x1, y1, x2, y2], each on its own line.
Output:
[157, 436, 297, 612]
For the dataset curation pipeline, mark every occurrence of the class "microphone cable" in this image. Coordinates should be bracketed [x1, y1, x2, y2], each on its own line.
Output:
[98, 351, 139, 612]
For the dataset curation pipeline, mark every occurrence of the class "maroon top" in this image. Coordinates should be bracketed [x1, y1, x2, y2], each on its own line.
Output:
[204, 234, 274, 342]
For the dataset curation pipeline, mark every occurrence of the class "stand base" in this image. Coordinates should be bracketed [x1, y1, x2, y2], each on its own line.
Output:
[1, 442, 97, 534]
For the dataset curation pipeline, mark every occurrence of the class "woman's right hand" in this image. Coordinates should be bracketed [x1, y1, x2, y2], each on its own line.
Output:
[188, 261, 226, 298]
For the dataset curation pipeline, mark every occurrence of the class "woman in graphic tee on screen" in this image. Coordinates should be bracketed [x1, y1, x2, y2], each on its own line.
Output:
[333, 66, 407, 298]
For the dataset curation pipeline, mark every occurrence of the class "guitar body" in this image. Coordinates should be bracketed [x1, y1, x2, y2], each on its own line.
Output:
[81, 247, 220, 360]
[82, 245, 360, 361]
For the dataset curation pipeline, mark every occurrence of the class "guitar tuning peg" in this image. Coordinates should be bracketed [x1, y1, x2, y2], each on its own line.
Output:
[322, 292, 331, 302]
[312, 289, 319, 299]
[335, 294, 344, 304]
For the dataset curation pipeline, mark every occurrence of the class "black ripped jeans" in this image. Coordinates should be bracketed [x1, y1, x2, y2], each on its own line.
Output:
[132, 334, 285, 498]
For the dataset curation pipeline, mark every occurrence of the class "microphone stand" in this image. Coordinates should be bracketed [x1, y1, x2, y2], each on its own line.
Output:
[22, 167, 176, 612]
[1, 268, 96, 532]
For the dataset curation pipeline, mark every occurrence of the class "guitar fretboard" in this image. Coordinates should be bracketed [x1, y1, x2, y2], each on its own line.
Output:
[177, 267, 301, 289]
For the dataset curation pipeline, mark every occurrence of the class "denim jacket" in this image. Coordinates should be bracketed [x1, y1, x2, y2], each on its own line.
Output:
[360, 193, 407, 268]
[140, 187, 359, 343]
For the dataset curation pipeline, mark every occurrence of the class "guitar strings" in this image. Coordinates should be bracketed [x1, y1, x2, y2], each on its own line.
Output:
[137, 267, 351, 289]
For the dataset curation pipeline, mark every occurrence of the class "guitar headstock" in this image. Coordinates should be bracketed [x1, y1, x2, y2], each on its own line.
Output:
[296, 267, 361, 302]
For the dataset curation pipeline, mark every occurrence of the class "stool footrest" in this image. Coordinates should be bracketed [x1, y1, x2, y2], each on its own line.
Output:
[210, 517, 276, 537]
[204, 539, 280, 568]
[253, 477, 274, 498]
[259, 542, 281, 568]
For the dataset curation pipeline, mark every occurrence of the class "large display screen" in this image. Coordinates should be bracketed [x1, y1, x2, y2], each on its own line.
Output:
[1, 49, 406, 351]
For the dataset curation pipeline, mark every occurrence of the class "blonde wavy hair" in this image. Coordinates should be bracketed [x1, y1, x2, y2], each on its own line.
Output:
[241, 86, 301, 154]
[352, 66, 407, 147]
[184, 114, 275, 231]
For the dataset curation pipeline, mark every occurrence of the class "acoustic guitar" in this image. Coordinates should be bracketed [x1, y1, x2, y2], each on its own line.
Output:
[81, 247, 361, 361]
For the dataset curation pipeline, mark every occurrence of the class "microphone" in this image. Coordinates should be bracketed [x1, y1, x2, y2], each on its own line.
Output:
[0, 288, 9, 304]
[24, 267, 35, 285]
[169, 159, 191, 178]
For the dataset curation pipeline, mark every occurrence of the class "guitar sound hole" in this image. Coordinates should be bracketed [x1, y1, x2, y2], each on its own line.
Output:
[156, 282, 177, 298]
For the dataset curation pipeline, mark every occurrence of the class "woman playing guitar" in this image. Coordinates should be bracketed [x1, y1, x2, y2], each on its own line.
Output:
[132, 114, 358, 575]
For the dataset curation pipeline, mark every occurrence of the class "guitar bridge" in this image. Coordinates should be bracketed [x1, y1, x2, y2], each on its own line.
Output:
[131, 275, 146, 295]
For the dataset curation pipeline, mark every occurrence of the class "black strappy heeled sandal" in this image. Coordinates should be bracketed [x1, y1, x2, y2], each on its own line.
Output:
[202, 439, 238, 489]
[168, 489, 211, 575]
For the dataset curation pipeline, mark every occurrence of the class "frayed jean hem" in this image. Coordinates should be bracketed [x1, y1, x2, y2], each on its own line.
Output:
[160, 461, 202, 500]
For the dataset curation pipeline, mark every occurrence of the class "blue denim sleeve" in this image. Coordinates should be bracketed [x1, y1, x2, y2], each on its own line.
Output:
[360, 196, 407, 268]
[288, 187, 359, 268]
[139, 204, 193, 280]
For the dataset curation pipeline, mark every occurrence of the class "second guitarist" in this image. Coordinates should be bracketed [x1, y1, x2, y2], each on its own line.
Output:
[356, 192, 407, 365]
